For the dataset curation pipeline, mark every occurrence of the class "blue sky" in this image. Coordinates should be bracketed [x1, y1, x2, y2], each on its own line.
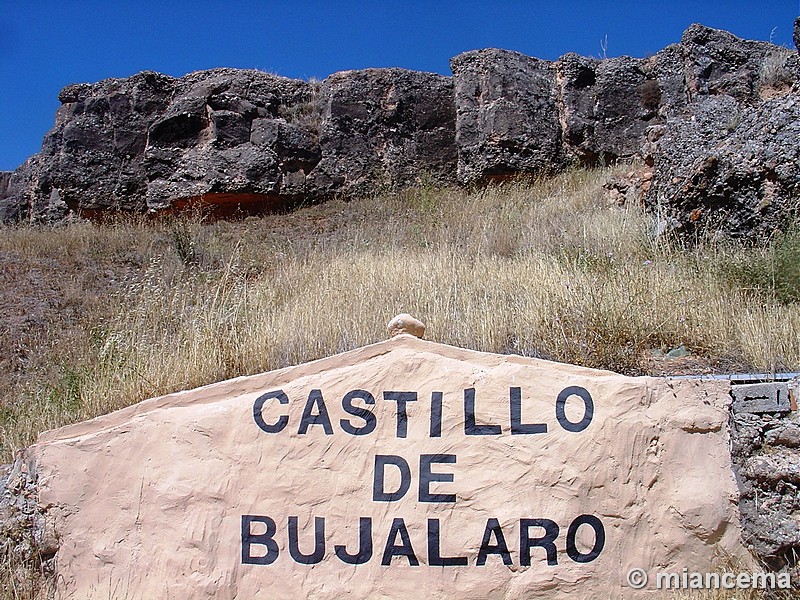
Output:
[1, 1, 798, 171]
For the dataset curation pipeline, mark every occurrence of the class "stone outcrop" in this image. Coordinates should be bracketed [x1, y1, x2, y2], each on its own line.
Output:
[2, 21, 800, 241]
[643, 24, 800, 240]
[142, 69, 319, 213]
[450, 49, 564, 183]
[0, 172, 10, 197]
[0, 158, 42, 223]
[448, 44, 686, 181]
[646, 92, 800, 240]
[0, 455, 56, 572]
[309, 68, 456, 196]
[795, 17, 800, 52]
[0, 171, 15, 222]
[555, 48, 685, 167]
[681, 23, 799, 103]
[15, 69, 323, 220]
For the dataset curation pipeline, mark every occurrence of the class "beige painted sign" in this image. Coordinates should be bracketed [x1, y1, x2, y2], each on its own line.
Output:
[31, 334, 748, 598]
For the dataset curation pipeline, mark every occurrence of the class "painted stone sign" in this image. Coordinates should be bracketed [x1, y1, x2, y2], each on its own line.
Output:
[30, 323, 748, 598]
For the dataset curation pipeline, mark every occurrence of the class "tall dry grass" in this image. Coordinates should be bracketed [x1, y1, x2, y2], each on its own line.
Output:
[2, 167, 800, 464]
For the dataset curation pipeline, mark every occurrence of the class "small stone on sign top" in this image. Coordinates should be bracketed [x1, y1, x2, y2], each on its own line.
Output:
[387, 314, 425, 339]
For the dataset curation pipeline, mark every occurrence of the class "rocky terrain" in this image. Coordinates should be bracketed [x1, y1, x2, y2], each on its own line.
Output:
[2, 21, 800, 240]
[733, 407, 800, 572]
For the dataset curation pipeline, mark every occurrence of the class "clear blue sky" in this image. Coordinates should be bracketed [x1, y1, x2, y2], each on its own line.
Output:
[1, 1, 798, 171]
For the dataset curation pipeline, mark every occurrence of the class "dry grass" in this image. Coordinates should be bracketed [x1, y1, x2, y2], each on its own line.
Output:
[0, 556, 50, 600]
[3, 165, 800, 597]
[3, 166, 800, 464]
[758, 47, 797, 97]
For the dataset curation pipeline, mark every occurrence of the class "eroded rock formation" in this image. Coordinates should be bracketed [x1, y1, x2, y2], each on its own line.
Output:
[795, 17, 800, 53]
[309, 68, 456, 197]
[732, 408, 800, 570]
[646, 93, 800, 240]
[450, 49, 564, 183]
[2, 22, 800, 240]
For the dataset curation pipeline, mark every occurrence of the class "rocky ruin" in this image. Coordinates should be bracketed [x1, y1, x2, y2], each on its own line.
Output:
[1, 22, 799, 240]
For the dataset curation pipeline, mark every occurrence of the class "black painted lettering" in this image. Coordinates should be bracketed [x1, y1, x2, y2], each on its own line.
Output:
[334, 517, 373, 564]
[288, 516, 325, 564]
[419, 454, 456, 503]
[241, 515, 279, 565]
[476, 518, 512, 566]
[340, 389, 377, 436]
[381, 518, 419, 566]
[520, 518, 559, 566]
[253, 390, 289, 434]
[555, 386, 594, 432]
[427, 518, 468, 566]
[373, 455, 411, 502]
[566, 514, 605, 563]
[298, 389, 333, 435]
[510, 387, 547, 435]
[430, 391, 443, 438]
[383, 391, 417, 438]
[464, 388, 502, 436]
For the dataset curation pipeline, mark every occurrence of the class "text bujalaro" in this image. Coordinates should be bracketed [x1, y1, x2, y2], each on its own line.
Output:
[243, 385, 605, 567]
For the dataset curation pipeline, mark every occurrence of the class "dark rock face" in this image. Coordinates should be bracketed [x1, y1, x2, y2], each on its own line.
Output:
[554, 53, 599, 165]
[0, 69, 321, 220]
[451, 43, 689, 178]
[556, 53, 668, 165]
[652, 44, 690, 115]
[795, 17, 800, 53]
[0, 172, 10, 197]
[1, 67, 457, 220]
[682, 23, 799, 102]
[0, 170, 21, 222]
[646, 93, 800, 240]
[37, 71, 174, 218]
[30, 69, 320, 218]
[309, 68, 456, 196]
[0, 158, 40, 223]
[450, 49, 563, 183]
[142, 68, 318, 211]
[2, 20, 799, 240]
[644, 24, 800, 241]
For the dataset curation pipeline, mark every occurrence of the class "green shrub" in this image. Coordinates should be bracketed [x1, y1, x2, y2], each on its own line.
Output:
[720, 227, 800, 304]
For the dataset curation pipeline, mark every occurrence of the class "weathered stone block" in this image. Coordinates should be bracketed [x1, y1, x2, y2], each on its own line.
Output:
[731, 382, 791, 414]
[308, 68, 457, 197]
[646, 93, 800, 240]
[795, 17, 800, 53]
[682, 23, 799, 102]
[557, 53, 663, 165]
[451, 48, 563, 183]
